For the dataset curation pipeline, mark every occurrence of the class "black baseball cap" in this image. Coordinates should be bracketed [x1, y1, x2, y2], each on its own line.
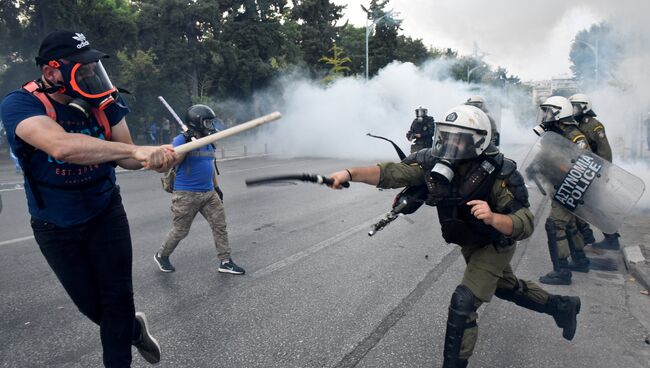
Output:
[35, 30, 108, 65]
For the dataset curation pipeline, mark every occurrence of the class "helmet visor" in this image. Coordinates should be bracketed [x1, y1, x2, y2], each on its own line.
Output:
[70, 61, 116, 99]
[572, 103, 586, 116]
[537, 105, 561, 124]
[431, 123, 486, 160]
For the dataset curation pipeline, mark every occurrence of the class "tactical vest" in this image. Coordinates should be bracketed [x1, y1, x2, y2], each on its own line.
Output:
[410, 150, 526, 248]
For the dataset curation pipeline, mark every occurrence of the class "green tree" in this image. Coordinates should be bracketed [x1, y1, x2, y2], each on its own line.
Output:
[569, 22, 620, 89]
[0, 0, 137, 96]
[319, 44, 351, 85]
[336, 25, 365, 75]
[291, 0, 345, 75]
[449, 56, 489, 83]
[395, 35, 428, 66]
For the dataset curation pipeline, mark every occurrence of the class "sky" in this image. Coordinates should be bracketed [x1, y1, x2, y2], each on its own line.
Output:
[331, 0, 647, 81]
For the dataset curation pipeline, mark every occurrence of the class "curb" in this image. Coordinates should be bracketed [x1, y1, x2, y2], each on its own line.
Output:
[623, 245, 650, 291]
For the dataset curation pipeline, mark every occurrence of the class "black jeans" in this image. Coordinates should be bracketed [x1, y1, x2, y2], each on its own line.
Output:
[31, 189, 141, 367]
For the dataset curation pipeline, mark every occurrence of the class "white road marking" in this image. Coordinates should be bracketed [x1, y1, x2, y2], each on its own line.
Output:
[0, 235, 35, 246]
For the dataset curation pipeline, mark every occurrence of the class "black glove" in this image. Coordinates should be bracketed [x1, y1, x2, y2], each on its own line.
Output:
[215, 186, 224, 201]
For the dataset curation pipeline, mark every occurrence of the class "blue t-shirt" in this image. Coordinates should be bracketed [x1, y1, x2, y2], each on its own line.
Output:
[0, 88, 130, 227]
[172, 134, 215, 192]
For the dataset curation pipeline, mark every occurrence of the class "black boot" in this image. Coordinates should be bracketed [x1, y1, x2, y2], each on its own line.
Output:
[592, 233, 621, 250]
[546, 295, 581, 340]
[495, 286, 580, 340]
[567, 250, 590, 273]
[539, 259, 572, 285]
[576, 220, 595, 244]
[443, 286, 476, 368]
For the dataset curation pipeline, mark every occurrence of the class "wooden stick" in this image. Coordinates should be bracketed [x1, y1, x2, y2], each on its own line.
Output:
[174, 111, 282, 154]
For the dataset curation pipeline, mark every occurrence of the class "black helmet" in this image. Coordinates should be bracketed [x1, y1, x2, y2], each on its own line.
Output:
[185, 104, 217, 136]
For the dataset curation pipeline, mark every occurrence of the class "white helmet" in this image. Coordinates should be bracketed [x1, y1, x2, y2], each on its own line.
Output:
[432, 105, 492, 160]
[465, 95, 486, 111]
[538, 96, 574, 124]
[568, 93, 592, 116]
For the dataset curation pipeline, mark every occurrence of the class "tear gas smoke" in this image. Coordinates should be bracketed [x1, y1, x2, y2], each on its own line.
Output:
[238, 59, 534, 162]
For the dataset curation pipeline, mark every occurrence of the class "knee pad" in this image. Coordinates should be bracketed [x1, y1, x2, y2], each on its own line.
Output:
[449, 285, 476, 317]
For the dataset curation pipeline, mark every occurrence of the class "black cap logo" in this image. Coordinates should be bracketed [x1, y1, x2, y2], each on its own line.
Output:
[445, 112, 458, 122]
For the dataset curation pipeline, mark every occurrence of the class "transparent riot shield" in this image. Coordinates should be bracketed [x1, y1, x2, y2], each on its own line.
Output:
[520, 132, 645, 234]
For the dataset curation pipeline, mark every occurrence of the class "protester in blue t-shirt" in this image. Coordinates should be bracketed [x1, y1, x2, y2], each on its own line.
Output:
[154, 104, 245, 275]
[0, 30, 177, 366]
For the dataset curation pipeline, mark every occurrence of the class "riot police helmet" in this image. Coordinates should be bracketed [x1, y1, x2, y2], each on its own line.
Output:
[432, 105, 492, 161]
[465, 95, 487, 112]
[538, 96, 575, 125]
[185, 104, 217, 136]
[568, 93, 594, 117]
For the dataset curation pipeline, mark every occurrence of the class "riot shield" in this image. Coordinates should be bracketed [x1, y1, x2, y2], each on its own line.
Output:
[520, 132, 645, 234]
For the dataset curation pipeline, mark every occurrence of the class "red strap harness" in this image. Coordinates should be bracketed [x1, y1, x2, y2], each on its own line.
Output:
[21, 80, 112, 140]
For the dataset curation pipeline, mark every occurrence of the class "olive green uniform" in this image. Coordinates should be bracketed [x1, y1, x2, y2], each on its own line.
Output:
[546, 124, 589, 260]
[574, 115, 612, 239]
[575, 115, 622, 250]
[377, 160, 552, 362]
[576, 115, 612, 162]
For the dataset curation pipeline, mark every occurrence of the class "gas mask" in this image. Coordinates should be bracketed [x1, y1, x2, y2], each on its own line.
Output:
[431, 159, 455, 184]
[415, 107, 428, 121]
[572, 103, 587, 117]
[533, 106, 560, 136]
[46, 60, 117, 118]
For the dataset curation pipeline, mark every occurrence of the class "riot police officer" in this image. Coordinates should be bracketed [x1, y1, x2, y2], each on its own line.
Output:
[569, 93, 620, 251]
[406, 106, 435, 153]
[329, 105, 581, 368]
[534, 96, 591, 284]
[465, 95, 499, 146]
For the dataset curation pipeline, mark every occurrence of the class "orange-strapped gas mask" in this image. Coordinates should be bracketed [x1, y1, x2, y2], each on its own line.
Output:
[50, 59, 117, 117]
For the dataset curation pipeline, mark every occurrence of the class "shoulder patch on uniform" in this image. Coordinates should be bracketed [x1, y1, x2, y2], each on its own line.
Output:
[572, 134, 586, 143]
[498, 158, 517, 179]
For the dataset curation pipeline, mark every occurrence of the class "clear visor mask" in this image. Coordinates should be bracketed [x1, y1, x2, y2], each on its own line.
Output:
[61, 60, 117, 110]
[431, 128, 484, 161]
[536, 106, 561, 124]
[572, 103, 586, 116]
[71, 61, 116, 98]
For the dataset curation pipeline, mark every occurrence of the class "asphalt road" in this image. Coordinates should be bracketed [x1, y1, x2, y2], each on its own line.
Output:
[1, 152, 649, 367]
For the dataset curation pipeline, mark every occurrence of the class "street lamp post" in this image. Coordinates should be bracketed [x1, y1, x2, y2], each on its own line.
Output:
[466, 64, 484, 83]
[574, 39, 599, 87]
[364, 10, 393, 81]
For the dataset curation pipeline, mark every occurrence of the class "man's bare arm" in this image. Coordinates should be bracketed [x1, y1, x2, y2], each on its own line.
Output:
[329, 166, 381, 188]
[15, 115, 176, 171]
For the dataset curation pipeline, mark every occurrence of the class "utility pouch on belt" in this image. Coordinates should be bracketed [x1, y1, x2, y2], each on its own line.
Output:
[161, 167, 176, 193]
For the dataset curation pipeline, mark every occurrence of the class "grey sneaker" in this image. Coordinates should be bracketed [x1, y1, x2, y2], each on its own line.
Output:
[133, 312, 161, 364]
[154, 252, 175, 273]
[218, 259, 245, 275]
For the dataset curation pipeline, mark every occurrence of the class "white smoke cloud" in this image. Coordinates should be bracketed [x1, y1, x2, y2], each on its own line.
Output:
[244, 59, 533, 161]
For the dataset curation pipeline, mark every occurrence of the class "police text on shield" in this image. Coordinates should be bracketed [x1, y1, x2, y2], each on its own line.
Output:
[553, 154, 602, 211]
